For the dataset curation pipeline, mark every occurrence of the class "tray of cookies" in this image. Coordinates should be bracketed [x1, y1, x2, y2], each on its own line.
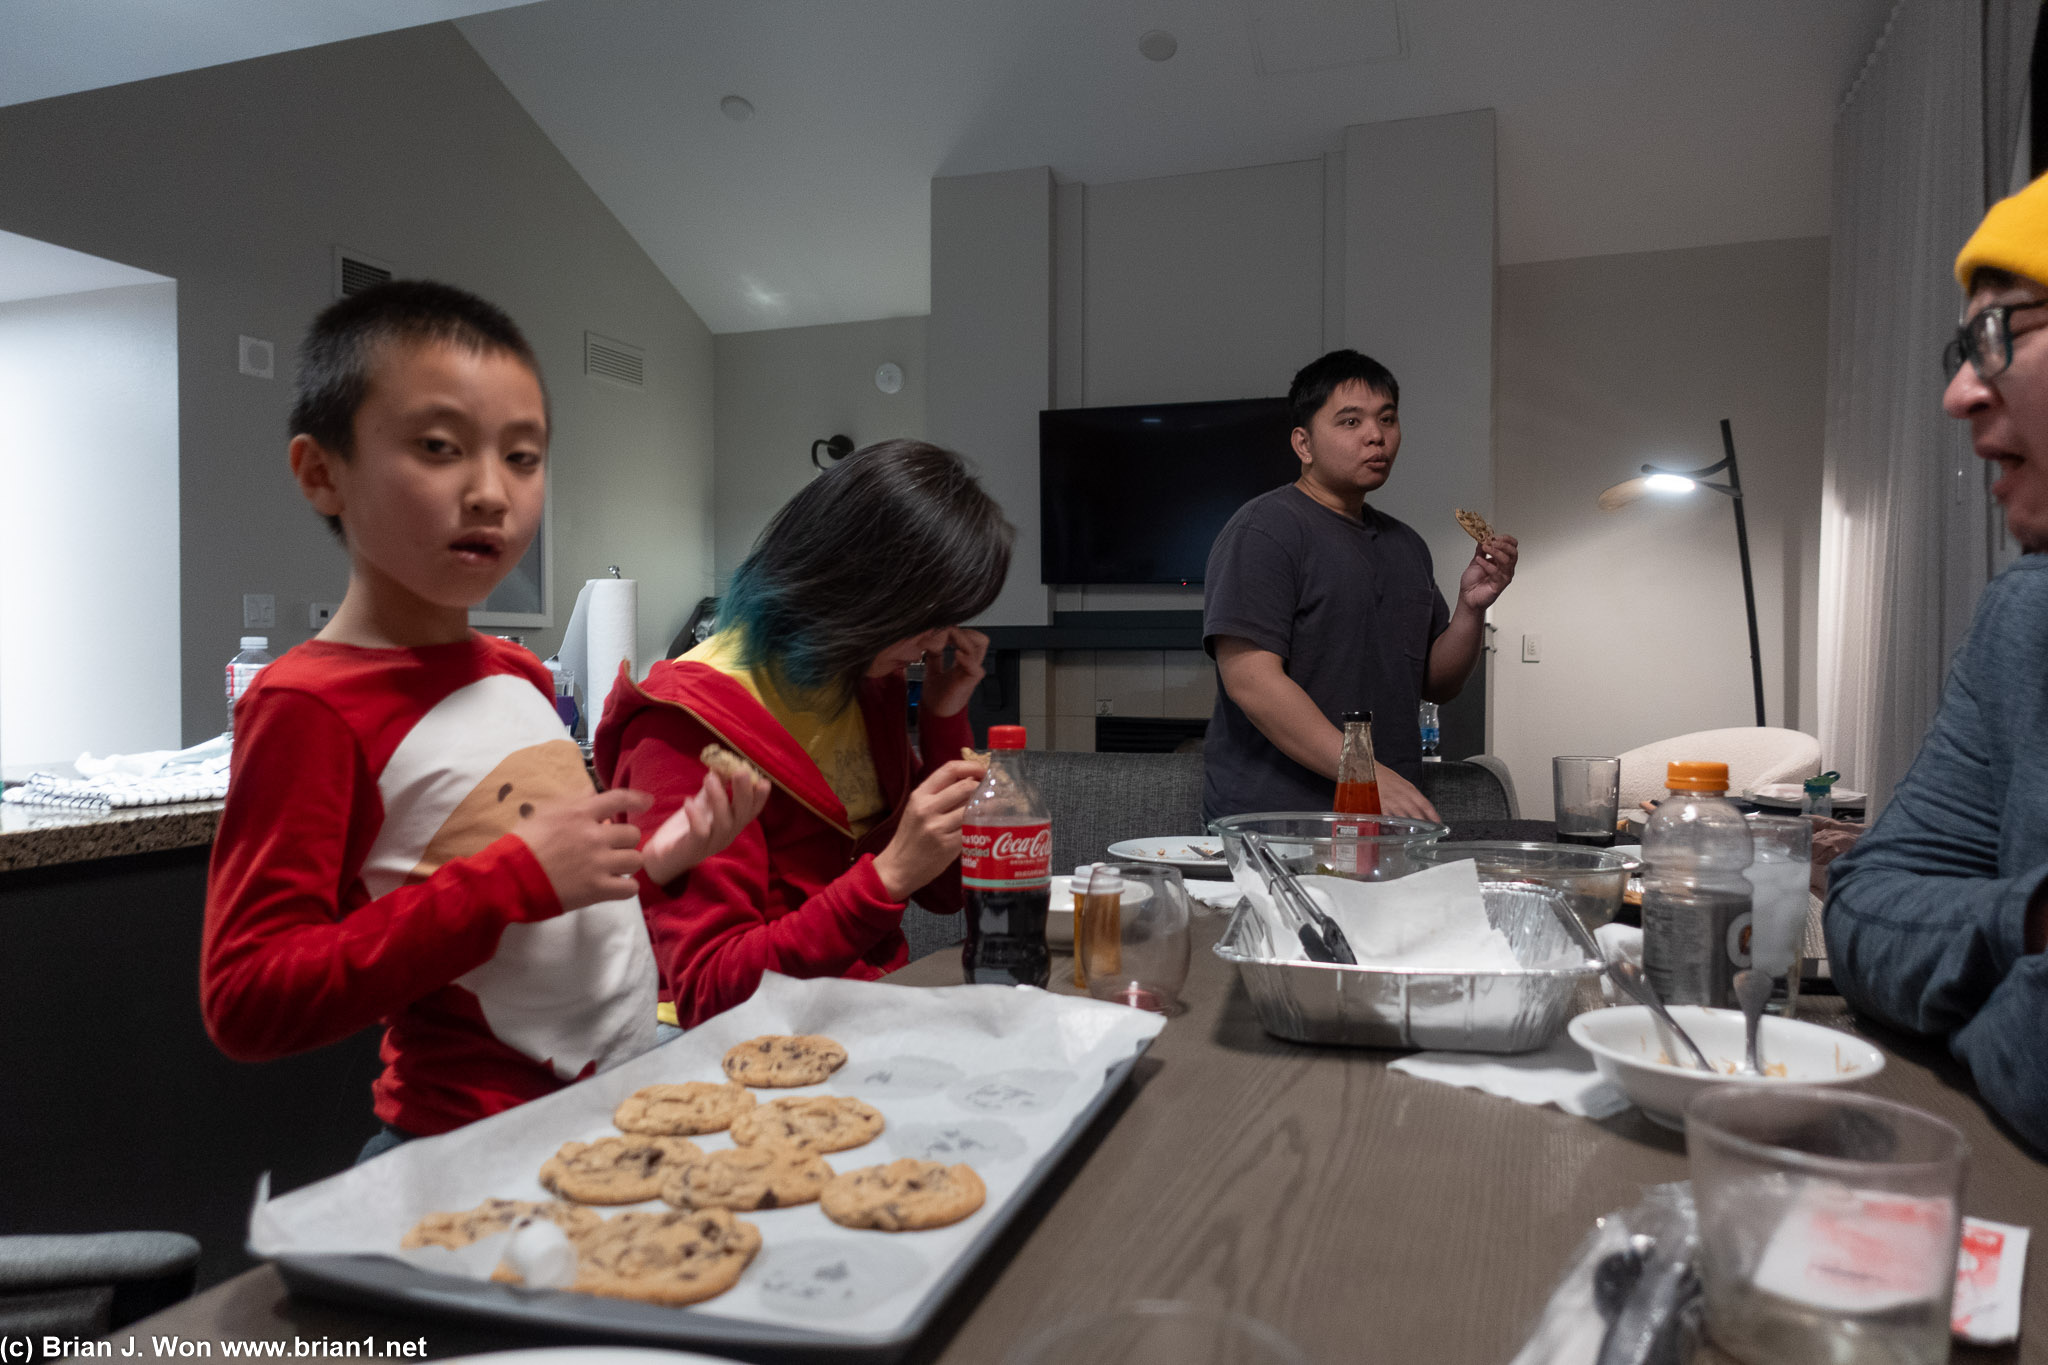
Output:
[250, 972, 1164, 1359]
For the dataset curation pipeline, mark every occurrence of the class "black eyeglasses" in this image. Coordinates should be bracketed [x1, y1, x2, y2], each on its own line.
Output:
[1943, 299, 2048, 380]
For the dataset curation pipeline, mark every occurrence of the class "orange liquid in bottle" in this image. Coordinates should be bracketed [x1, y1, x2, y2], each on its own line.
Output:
[1333, 780, 1383, 816]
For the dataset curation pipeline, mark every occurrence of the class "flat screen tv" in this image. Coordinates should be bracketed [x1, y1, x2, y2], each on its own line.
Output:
[1040, 397, 1298, 584]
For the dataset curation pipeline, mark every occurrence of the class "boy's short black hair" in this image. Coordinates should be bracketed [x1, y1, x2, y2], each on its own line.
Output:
[1288, 349, 1399, 432]
[290, 280, 544, 536]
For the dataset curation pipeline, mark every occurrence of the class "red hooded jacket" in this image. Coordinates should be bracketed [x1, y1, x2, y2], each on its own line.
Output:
[593, 659, 968, 1027]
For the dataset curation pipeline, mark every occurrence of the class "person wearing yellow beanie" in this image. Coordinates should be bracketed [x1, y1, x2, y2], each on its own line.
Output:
[1823, 175, 2048, 1158]
[1945, 171, 2048, 554]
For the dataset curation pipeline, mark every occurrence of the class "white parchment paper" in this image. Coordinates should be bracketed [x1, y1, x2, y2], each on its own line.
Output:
[249, 972, 1164, 1341]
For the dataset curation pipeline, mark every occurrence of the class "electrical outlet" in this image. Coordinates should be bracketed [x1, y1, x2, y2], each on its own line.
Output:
[309, 602, 338, 629]
[1095, 699, 1113, 716]
[243, 593, 276, 629]
[1521, 633, 1542, 663]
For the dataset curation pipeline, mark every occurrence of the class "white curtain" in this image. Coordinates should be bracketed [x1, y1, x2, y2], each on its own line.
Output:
[1817, 0, 2035, 814]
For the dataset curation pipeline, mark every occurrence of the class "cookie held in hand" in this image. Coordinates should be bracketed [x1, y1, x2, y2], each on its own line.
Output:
[614, 1081, 757, 1136]
[820, 1158, 986, 1231]
[723, 1034, 848, 1087]
[539, 1135, 702, 1205]
[1454, 508, 1497, 543]
[730, 1095, 884, 1153]
[700, 743, 767, 783]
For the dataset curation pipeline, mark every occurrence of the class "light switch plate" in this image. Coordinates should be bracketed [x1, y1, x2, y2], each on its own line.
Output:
[310, 602, 338, 629]
[1095, 699, 1113, 716]
[1521, 633, 1542, 662]
[244, 593, 276, 629]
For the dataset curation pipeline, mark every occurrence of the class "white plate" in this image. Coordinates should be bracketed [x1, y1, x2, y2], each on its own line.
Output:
[1105, 836, 1228, 873]
[1747, 783, 1866, 809]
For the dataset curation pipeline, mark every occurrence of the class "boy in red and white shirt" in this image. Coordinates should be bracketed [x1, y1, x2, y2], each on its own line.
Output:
[202, 281, 766, 1155]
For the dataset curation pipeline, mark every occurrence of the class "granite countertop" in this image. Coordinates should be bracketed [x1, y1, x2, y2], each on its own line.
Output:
[0, 798, 222, 873]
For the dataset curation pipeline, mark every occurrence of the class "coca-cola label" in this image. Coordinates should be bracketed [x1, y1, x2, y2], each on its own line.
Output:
[960, 822, 1052, 889]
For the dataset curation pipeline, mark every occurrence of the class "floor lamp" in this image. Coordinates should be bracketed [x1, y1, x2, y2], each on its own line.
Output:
[1597, 418, 1766, 727]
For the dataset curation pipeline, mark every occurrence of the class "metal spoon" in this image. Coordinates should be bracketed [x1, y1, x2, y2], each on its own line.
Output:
[1607, 958, 1715, 1072]
[1734, 969, 1771, 1077]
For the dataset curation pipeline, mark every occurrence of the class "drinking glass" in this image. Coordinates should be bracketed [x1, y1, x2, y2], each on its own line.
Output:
[1745, 815, 1812, 1018]
[1005, 1300, 1310, 1365]
[1687, 1087, 1968, 1365]
[1078, 864, 1191, 1015]
[1553, 755, 1620, 847]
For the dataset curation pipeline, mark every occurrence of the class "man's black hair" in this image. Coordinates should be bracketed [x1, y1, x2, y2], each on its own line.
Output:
[1287, 349, 1399, 432]
[289, 279, 545, 537]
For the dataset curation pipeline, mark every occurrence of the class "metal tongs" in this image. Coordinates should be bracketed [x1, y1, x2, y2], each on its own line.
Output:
[1244, 833, 1356, 965]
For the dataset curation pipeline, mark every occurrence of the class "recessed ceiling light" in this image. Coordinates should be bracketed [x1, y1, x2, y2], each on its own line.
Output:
[1138, 29, 1177, 62]
[720, 95, 755, 122]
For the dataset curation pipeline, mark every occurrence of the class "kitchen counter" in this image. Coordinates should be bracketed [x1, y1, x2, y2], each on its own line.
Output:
[0, 796, 222, 872]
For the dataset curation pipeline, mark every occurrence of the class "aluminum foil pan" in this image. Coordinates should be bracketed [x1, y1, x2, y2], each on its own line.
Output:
[1213, 881, 1604, 1052]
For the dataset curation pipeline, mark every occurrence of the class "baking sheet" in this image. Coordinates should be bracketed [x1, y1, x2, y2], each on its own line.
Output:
[255, 972, 1163, 1356]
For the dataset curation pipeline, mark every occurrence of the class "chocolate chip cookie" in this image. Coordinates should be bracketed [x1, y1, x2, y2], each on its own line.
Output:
[730, 1095, 884, 1153]
[700, 743, 767, 783]
[539, 1135, 702, 1205]
[614, 1081, 757, 1136]
[820, 1158, 986, 1231]
[1454, 507, 1496, 542]
[722, 1034, 848, 1087]
[660, 1144, 835, 1211]
[400, 1197, 601, 1250]
[568, 1208, 762, 1306]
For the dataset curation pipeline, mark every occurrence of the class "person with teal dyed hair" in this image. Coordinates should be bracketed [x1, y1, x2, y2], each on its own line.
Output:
[593, 440, 1014, 1032]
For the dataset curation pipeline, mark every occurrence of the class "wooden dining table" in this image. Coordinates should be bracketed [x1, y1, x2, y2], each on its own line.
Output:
[109, 914, 2045, 1364]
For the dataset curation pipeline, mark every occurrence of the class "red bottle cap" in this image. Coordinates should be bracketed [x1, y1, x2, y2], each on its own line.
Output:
[987, 725, 1028, 750]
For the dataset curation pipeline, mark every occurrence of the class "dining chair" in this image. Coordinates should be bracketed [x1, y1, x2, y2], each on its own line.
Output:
[0, 1232, 200, 1340]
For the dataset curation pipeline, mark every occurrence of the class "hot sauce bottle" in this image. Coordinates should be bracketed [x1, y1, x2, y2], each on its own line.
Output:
[1334, 711, 1383, 816]
[1333, 711, 1382, 878]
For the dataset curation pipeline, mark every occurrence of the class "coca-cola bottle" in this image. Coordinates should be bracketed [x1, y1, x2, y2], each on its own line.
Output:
[959, 724, 1051, 987]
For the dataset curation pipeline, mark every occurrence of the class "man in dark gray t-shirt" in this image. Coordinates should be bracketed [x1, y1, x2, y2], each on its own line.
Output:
[1202, 349, 1518, 822]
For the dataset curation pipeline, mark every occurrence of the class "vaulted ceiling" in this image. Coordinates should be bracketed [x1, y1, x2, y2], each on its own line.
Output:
[7, 0, 1894, 334]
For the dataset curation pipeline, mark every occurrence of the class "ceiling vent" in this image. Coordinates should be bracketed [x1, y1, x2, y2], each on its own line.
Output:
[1243, 0, 1404, 76]
[585, 332, 645, 390]
[333, 248, 394, 298]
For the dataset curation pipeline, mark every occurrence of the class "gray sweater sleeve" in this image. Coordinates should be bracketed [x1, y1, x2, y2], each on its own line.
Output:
[1823, 556, 2048, 1151]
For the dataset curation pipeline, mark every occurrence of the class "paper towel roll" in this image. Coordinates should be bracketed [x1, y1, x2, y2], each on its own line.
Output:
[560, 576, 638, 736]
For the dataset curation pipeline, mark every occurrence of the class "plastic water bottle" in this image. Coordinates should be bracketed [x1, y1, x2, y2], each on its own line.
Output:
[225, 636, 274, 738]
[1418, 701, 1441, 761]
[1802, 770, 1840, 818]
[1641, 760, 1754, 1009]
[960, 726, 1051, 987]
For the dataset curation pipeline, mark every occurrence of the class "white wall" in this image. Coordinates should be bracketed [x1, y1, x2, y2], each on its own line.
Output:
[1081, 160, 1325, 408]
[929, 168, 1055, 628]
[1491, 237, 1829, 818]
[1344, 111, 1498, 617]
[712, 316, 927, 586]
[0, 23, 716, 743]
[0, 283, 180, 768]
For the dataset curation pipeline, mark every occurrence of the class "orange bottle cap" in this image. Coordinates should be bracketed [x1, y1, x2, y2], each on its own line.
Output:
[1666, 760, 1730, 791]
[987, 725, 1028, 750]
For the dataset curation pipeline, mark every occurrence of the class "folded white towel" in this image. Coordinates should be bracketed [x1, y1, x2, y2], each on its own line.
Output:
[4, 735, 232, 811]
